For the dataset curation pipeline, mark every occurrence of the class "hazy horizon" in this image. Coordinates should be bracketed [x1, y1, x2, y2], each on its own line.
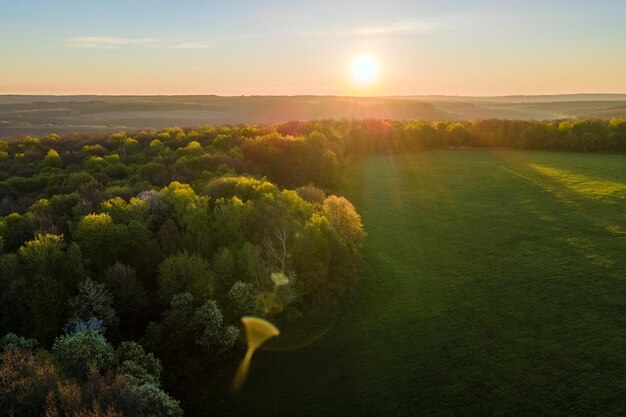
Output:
[2, 0, 626, 96]
[3, 93, 626, 100]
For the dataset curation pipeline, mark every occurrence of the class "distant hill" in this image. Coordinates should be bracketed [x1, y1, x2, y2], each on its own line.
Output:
[396, 94, 626, 103]
[2, 94, 626, 138]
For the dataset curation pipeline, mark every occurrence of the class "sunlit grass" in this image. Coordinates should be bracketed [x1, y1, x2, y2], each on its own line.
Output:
[199, 150, 626, 417]
[530, 163, 626, 201]
[565, 235, 615, 268]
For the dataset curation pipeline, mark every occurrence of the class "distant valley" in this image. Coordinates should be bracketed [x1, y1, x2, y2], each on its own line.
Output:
[2, 94, 626, 138]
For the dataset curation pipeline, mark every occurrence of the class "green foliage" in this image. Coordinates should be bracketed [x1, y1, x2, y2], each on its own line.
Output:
[211, 246, 235, 287]
[212, 196, 248, 245]
[43, 148, 62, 168]
[69, 278, 119, 333]
[322, 195, 365, 248]
[82, 144, 108, 156]
[73, 210, 157, 276]
[143, 293, 238, 381]
[139, 161, 169, 185]
[101, 263, 148, 336]
[0, 234, 85, 344]
[158, 252, 215, 304]
[192, 300, 238, 354]
[293, 213, 333, 297]
[0, 332, 37, 351]
[107, 379, 183, 417]
[0, 213, 35, 253]
[104, 162, 131, 179]
[117, 341, 162, 385]
[17, 136, 41, 152]
[0, 121, 381, 416]
[74, 213, 120, 271]
[29, 275, 70, 343]
[62, 171, 98, 193]
[236, 242, 265, 286]
[101, 196, 149, 224]
[17, 233, 65, 277]
[296, 184, 326, 203]
[160, 182, 214, 255]
[52, 329, 116, 380]
[227, 281, 259, 316]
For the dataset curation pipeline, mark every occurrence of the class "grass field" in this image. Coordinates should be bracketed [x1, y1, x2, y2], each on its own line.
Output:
[198, 150, 626, 417]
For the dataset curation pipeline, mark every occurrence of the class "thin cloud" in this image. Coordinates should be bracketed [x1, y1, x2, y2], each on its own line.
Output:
[298, 17, 455, 38]
[350, 18, 450, 36]
[67, 36, 155, 49]
[66, 36, 209, 49]
[171, 41, 210, 49]
[66, 16, 457, 50]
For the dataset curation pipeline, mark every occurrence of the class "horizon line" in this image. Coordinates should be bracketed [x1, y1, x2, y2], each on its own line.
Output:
[2, 92, 626, 99]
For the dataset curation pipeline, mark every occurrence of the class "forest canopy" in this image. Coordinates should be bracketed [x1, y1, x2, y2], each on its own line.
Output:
[0, 121, 370, 416]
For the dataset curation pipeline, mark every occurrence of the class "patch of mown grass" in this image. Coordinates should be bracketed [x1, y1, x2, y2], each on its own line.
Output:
[198, 150, 626, 417]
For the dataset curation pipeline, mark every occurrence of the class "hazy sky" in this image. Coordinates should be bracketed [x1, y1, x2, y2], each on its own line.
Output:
[1, 0, 626, 96]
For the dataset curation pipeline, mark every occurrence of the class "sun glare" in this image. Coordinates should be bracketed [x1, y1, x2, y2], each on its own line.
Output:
[350, 55, 379, 87]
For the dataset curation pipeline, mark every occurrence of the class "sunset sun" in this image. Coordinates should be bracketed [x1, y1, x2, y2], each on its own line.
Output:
[350, 54, 379, 87]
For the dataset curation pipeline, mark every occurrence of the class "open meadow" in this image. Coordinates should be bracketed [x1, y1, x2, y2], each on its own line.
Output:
[203, 150, 626, 417]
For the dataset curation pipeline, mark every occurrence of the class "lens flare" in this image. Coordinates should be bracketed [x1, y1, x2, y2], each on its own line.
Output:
[231, 316, 280, 393]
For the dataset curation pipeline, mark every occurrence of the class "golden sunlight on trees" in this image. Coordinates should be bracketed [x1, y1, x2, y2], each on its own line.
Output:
[323, 195, 366, 247]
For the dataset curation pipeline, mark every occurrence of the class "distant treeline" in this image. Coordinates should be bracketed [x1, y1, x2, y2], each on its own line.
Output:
[2, 118, 626, 215]
[344, 118, 626, 153]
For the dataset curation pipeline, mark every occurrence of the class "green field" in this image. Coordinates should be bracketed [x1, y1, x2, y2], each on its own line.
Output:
[201, 150, 626, 417]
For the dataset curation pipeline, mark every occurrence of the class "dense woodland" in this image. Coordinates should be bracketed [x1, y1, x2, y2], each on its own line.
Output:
[1, 117, 626, 416]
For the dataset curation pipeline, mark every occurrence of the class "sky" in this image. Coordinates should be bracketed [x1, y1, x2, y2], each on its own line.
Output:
[1, 0, 626, 96]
